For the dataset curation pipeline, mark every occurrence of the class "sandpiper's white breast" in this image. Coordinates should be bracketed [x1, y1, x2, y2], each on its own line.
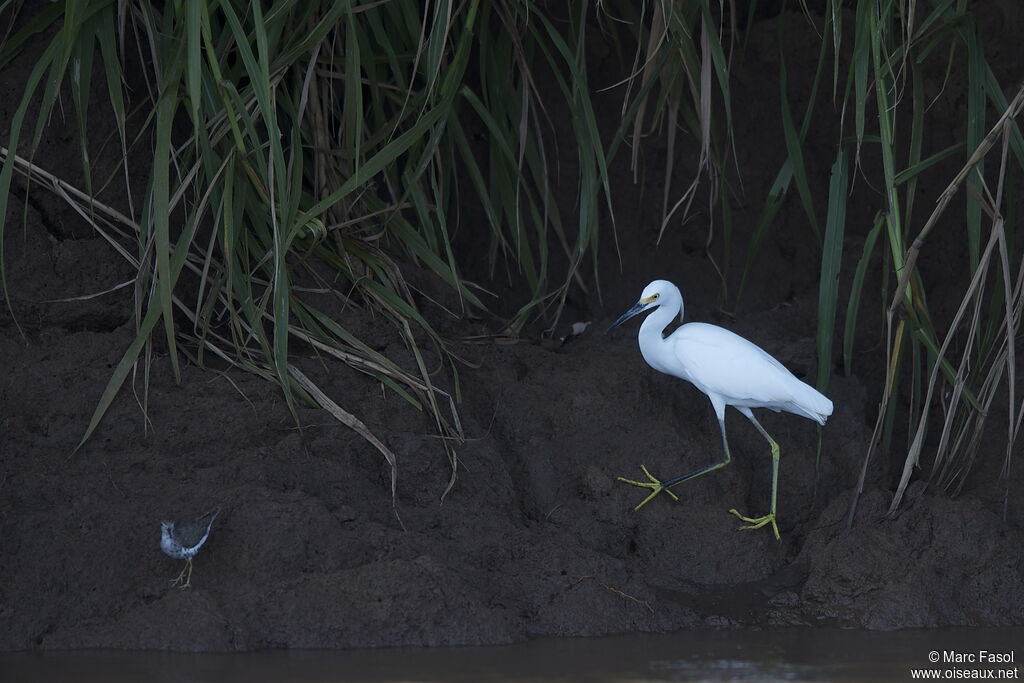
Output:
[160, 521, 188, 559]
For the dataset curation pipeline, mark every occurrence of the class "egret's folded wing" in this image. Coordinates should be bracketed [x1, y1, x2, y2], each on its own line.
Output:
[673, 324, 804, 404]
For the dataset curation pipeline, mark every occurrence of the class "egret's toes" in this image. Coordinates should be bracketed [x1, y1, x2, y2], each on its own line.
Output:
[631, 488, 661, 511]
[727, 509, 781, 541]
[617, 465, 680, 510]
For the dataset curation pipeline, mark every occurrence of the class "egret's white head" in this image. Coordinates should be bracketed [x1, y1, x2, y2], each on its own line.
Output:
[607, 280, 682, 332]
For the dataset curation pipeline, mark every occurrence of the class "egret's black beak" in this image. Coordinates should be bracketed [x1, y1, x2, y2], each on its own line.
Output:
[607, 300, 649, 333]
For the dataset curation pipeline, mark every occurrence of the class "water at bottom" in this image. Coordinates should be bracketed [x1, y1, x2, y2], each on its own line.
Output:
[2, 626, 1020, 682]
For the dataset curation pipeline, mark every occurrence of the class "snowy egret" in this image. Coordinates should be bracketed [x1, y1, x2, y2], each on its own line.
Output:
[160, 508, 220, 588]
[608, 280, 833, 540]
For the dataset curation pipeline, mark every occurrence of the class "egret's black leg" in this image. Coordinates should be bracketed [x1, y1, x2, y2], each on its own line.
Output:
[728, 409, 781, 540]
[662, 417, 732, 487]
[617, 417, 732, 511]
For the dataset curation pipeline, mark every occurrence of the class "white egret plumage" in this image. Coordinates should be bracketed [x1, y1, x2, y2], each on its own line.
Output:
[608, 280, 833, 540]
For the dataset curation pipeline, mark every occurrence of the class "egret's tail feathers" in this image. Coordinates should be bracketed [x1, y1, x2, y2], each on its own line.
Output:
[787, 381, 834, 425]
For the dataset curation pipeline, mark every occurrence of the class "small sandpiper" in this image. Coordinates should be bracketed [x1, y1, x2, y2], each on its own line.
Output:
[160, 508, 220, 589]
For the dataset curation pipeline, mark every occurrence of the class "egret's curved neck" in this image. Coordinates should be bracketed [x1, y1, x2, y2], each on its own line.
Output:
[638, 293, 683, 358]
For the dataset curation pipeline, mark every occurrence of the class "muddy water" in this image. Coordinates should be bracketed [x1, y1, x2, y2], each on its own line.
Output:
[3, 627, 1020, 682]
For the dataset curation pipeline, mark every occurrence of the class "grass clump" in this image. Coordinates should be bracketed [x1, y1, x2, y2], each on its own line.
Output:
[0, 0, 737, 510]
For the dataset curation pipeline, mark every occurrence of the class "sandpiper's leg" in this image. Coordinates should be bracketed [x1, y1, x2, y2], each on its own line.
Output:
[170, 561, 189, 587]
[618, 413, 732, 511]
[728, 409, 781, 540]
[180, 558, 194, 589]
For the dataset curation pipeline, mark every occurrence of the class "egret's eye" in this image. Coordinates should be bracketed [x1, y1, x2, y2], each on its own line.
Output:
[652, 293, 660, 300]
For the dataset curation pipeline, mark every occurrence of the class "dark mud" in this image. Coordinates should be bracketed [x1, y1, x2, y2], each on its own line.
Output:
[1, 4, 1022, 652]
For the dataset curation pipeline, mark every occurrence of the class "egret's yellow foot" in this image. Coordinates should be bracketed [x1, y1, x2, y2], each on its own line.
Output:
[617, 464, 681, 511]
[728, 508, 780, 541]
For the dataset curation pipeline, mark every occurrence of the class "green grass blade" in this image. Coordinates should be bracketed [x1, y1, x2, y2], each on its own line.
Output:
[852, 0, 871, 152]
[76, 302, 164, 450]
[780, 55, 819, 239]
[965, 18, 984, 272]
[902, 64, 925, 231]
[816, 148, 848, 392]
[844, 213, 884, 375]
[893, 142, 966, 185]
[0, 39, 60, 326]
[152, 77, 183, 383]
[0, 1, 64, 69]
